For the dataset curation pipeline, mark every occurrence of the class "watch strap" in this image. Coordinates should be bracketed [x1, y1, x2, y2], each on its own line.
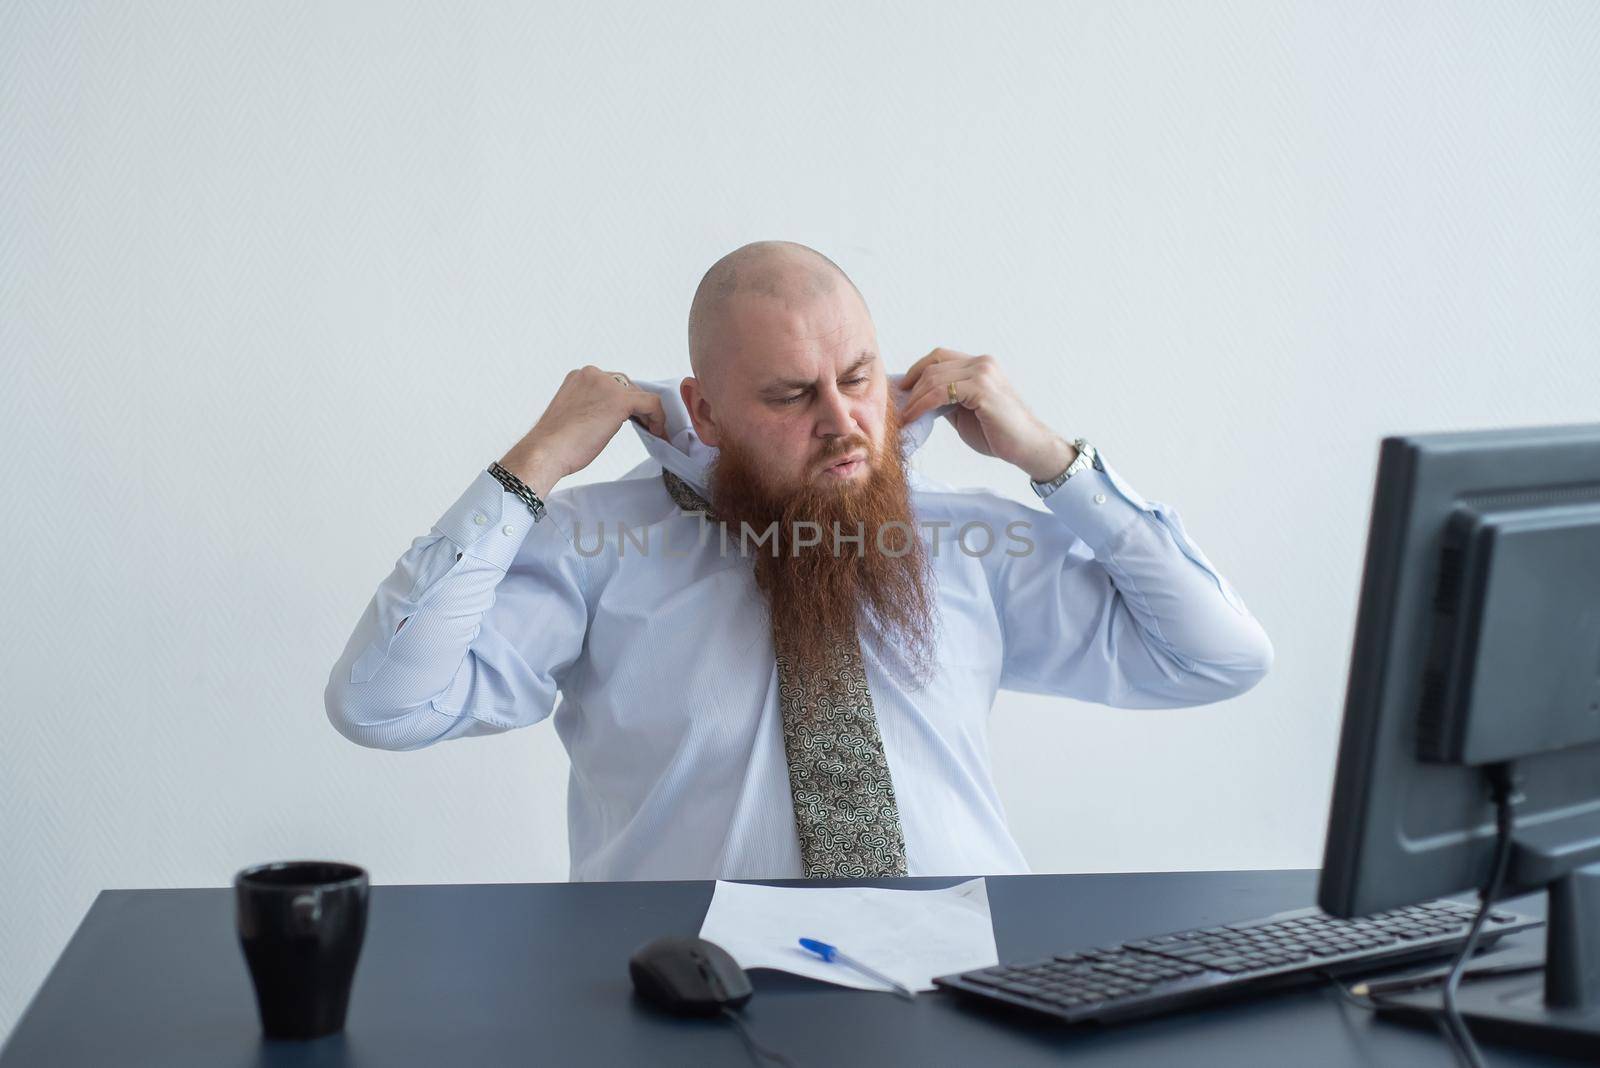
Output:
[1030, 437, 1100, 499]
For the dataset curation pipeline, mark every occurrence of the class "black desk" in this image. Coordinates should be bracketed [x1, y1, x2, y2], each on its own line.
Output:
[1, 870, 1566, 1066]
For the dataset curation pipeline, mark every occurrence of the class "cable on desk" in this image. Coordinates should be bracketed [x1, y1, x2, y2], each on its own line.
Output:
[721, 1006, 798, 1068]
[1321, 974, 1469, 1064]
[1436, 760, 1519, 1068]
[1320, 759, 1521, 1068]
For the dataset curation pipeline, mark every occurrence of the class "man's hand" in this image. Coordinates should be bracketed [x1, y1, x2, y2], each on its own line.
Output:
[499, 367, 667, 497]
[898, 348, 1077, 482]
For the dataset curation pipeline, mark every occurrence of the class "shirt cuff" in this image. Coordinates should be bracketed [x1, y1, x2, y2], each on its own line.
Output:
[1036, 453, 1151, 555]
[432, 468, 545, 571]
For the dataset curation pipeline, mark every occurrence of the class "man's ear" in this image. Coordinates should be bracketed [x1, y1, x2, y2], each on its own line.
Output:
[680, 376, 722, 447]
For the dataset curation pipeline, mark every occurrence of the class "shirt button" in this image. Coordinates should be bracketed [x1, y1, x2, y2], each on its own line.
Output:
[473, 513, 486, 525]
[1093, 493, 1107, 505]
[503, 525, 515, 536]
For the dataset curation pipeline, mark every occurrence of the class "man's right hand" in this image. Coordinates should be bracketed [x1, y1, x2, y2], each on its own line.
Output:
[498, 367, 668, 498]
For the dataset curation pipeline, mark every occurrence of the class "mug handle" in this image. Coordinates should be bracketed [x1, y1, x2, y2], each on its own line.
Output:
[290, 892, 323, 935]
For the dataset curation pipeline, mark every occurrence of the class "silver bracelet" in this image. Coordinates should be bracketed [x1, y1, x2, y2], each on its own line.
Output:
[488, 461, 548, 522]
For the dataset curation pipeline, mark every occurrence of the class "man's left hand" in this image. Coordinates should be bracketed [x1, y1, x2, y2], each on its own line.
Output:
[898, 348, 1078, 482]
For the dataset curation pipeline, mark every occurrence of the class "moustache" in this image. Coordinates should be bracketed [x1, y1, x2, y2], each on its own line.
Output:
[813, 436, 873, 473]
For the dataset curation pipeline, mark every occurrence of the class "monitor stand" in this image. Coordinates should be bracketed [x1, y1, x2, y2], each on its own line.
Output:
[1376, 859, 1600, 1059]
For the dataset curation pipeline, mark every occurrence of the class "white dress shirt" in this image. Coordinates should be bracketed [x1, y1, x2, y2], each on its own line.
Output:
[324, 375, 1273, 881]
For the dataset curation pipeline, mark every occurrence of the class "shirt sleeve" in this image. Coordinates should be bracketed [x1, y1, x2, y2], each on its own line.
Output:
[323, 468, 590, 750]
[990, 451, 1273, 707]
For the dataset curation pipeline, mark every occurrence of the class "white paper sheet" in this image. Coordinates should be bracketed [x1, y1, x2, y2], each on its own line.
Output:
[697, 877, 998, 993]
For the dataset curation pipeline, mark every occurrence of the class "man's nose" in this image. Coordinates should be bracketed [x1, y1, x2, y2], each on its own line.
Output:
[813, 382, 858, 440]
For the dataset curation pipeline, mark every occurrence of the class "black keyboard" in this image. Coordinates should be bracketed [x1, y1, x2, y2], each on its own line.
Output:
[933, 898, 1541, 1026]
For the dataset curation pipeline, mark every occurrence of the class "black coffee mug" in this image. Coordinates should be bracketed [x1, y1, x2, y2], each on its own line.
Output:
[235, 861, 368, 1040]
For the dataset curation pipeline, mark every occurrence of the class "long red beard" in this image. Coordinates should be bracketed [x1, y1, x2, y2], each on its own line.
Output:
[706, 402, 938, 691]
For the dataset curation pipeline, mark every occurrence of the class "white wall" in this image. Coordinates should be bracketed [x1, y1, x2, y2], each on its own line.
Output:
[3, 0, 1597, 1043]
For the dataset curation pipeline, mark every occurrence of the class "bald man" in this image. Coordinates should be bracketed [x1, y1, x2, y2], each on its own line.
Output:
[325, 240, 1274, 881]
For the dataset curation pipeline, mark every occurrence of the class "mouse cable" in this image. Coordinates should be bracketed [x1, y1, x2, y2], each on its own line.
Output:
[720, 1006, 798, 1068]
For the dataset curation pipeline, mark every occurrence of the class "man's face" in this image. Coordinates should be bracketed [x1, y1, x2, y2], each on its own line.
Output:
[685, 287, 888, 495]
[687, 281, 935, 690]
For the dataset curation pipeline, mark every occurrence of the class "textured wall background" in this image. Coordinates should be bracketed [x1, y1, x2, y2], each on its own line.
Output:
[3, 0, 1598, 1043]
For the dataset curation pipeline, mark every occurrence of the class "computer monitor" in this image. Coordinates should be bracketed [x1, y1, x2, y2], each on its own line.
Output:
[1317, 422, 1600, 1055]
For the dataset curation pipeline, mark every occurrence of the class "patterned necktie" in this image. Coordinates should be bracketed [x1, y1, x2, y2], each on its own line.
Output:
[661, 468, 909, 878]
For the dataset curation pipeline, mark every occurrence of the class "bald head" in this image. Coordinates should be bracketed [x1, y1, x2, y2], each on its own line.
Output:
[679, 240, 886, 491]
[687, 240, 868, 382]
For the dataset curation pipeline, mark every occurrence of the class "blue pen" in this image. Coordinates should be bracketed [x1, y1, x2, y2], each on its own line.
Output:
[798, 938, 917, 1000]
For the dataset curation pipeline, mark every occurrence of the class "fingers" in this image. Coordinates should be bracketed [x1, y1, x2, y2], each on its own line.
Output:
[901, 381, 954, 424]
[901, 360, 977, 423]
[899, 347, 965, 392]
[565, 365, 666, 439]
[626, 391, 668, 440]
[577, 365, 634, 391]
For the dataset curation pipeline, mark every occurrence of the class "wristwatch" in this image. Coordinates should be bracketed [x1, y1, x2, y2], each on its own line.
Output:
[1030, 437, 1100, 499]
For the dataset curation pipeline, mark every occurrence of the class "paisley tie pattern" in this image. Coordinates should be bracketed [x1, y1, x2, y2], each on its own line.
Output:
[661, 469, 909, 878]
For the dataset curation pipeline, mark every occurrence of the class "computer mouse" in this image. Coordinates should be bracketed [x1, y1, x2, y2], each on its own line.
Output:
[628, 935, 753, 1016]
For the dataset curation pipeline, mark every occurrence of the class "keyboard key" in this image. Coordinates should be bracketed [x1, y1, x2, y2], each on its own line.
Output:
[1126, 934, 1182, 949]
[1159, 943, 1217, 958]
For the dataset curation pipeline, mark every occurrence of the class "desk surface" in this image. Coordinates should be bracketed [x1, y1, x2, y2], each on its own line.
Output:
[0, 869, 1567, 1067]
